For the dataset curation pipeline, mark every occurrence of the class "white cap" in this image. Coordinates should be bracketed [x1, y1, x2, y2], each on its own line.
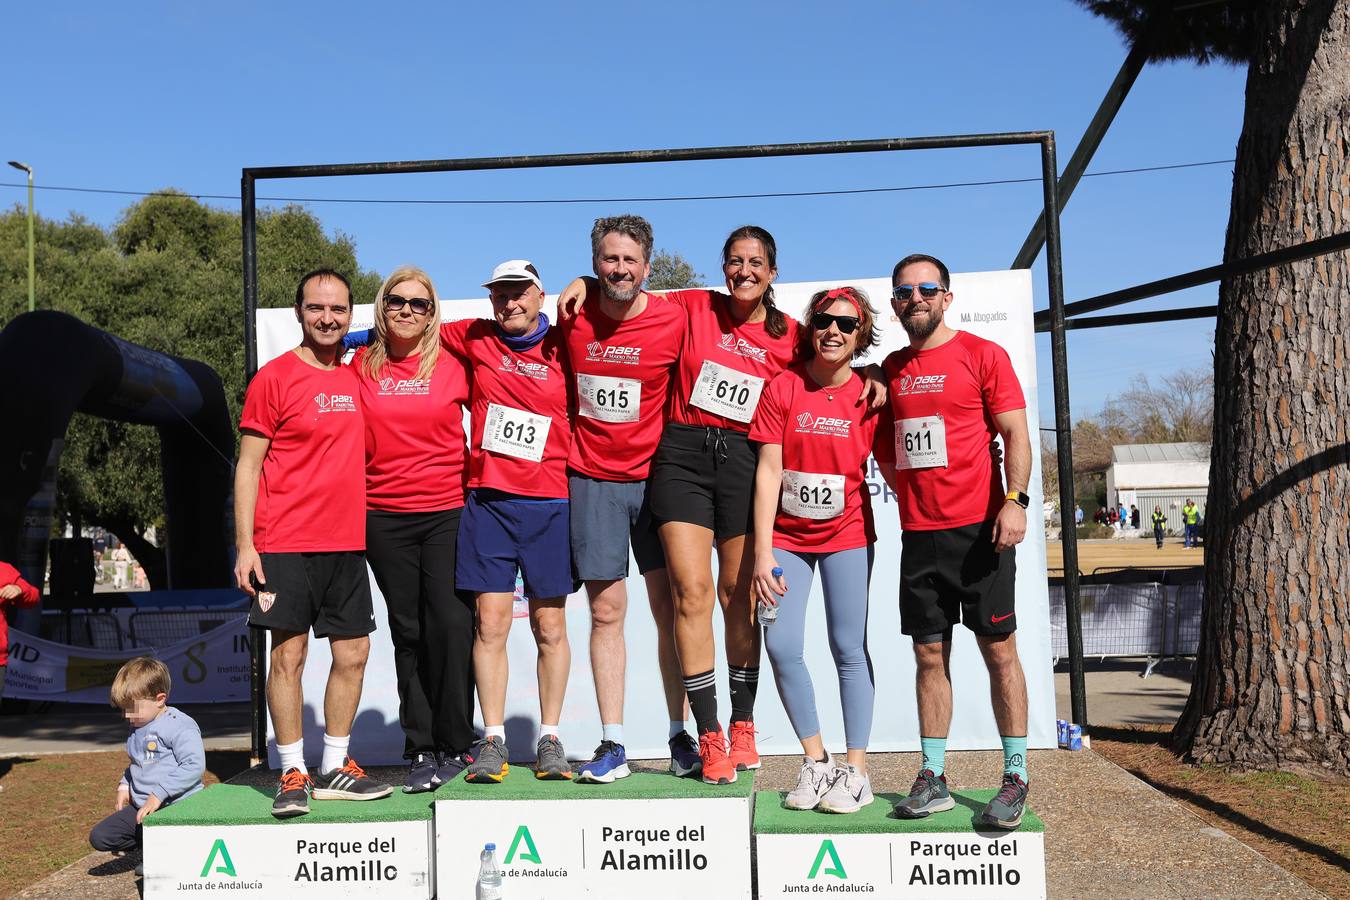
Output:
[482, 259, 542, 292]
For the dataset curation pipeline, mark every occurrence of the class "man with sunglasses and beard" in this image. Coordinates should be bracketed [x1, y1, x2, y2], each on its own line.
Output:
[875, 254, 1034, 830]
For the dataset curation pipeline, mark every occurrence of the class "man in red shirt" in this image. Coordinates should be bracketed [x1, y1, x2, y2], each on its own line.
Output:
[876, 254, 1033, 830]
[235, 269, 391, 818]
[562, 216, 695, 783]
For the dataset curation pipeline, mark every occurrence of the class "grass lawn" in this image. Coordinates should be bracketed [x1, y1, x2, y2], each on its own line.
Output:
[1092, 724, 1350, 898]
[0, 749, 250, 897]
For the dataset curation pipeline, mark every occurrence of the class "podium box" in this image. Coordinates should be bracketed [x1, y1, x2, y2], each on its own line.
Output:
[435, 769, 753, 899]
[754, 789, 1046, 899]
[142, 784, 435, 898]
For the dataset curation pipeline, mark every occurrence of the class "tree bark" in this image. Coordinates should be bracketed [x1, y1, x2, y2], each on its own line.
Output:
[1174, 0, 1350, 774]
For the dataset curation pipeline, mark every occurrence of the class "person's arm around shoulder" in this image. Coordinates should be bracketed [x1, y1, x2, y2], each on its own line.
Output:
[992, 407, 1031, 553]
[233, 432, 271, 595]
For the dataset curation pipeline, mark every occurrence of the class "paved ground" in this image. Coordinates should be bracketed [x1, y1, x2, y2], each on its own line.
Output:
[0, 702, 250, 755]
[1055, 657, 1195, 727]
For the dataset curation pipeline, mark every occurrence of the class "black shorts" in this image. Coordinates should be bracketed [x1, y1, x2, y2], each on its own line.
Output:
[899, 521, 1016, 638]
[649, 423, 757, 540]
[248, 551, 375, 639]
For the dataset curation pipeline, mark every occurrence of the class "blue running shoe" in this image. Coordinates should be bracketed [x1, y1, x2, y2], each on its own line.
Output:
[576, 740, 630, 783]
[668, 731, 702, 777]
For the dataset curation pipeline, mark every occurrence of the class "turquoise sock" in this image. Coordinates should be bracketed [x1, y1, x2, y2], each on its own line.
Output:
[920, 736, 947, 777]
[1001, 735, 1028, 781]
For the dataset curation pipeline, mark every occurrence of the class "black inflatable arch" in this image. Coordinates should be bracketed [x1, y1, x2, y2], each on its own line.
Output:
[0, 310, 233, 592]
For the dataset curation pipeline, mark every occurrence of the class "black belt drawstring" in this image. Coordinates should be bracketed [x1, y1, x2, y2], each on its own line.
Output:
[702, 427, 729, 464]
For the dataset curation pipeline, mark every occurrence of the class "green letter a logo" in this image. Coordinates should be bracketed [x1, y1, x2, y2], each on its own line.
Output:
[505, 825, 541, 864]
[807, 839, 847, 880]
[199, 838, 237, 877]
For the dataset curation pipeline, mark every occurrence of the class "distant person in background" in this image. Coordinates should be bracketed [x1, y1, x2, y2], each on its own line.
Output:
[1094, 507, 1106, 525]
[111, 542, 132, 590]
[1151, 506, 1167, 549]
[1117, 504, 1128, 529]
[1182, 499, 1200, 548]
[1129, 505, 1139, 529]
[1073, 505, 1083, 526]
[133, 564, 147, 590]
[0, 559, 41, 697]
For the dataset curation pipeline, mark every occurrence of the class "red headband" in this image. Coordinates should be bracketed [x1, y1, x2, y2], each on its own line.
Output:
[814, 287, 862, 316]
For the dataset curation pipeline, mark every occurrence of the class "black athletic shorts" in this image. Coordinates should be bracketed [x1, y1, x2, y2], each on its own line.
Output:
[649, 422, 757, 540]
[248, 551, 375, 639]
[899, 521, 1016, 638]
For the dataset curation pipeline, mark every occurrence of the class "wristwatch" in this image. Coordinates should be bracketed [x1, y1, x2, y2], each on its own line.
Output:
[1005, 490, 1030, 509]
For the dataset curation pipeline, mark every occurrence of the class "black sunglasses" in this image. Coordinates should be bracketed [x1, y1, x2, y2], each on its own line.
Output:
[892, 282, 944, 301]
[384, 295, 433, 315]
[811, 312, 860, 334]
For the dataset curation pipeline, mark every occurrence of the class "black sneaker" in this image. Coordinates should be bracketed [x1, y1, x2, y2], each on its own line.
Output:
[981, 773, 1029, 830]
[465, 736, 510, 783]
[435, 748, 473, 784]
[312, 757, 393, 801]
[894, 769, 956, 818]
[403, 752, 438, 794]
[272, 767, 313, 818]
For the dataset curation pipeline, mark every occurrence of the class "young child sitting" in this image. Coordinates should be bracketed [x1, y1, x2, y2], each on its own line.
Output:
[89, 657, 205, 863]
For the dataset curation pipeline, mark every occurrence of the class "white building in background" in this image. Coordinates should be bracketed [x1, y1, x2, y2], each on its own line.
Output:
[1106, 442, 1209, 533]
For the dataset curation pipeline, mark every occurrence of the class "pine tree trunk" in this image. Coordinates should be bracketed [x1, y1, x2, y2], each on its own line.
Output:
[1173, 0, 1350, 774]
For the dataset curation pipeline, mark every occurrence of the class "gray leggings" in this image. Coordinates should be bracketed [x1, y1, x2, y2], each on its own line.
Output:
[763, 546, 875, 749]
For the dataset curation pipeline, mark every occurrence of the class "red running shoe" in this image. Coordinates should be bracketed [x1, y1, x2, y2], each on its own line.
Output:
[728, 720, 760, 771]
[698, 728, 737, 785]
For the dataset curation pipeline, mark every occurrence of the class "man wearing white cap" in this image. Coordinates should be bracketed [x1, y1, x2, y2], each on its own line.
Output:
[439, 260, 577, 783]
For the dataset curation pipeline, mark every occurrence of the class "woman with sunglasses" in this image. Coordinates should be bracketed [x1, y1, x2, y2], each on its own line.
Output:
[749, 286, 886, 813]
[352, 266, 477, 793]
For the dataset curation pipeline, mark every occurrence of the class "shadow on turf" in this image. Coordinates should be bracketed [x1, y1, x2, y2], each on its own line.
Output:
[0, 756, 36, 780]
[1094, 725, 1350, 874]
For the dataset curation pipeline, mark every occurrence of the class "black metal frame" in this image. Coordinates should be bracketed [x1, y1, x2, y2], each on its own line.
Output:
[240, 134, 1086, 764]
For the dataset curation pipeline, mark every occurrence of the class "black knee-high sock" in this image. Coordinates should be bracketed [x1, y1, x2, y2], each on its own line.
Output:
[728, 665, 760, 722]
[683, 669, 719, 734]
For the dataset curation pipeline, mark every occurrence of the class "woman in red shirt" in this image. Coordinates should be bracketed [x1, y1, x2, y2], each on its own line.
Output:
[352, 266, 475, 794]
[750, 286, 886, 813]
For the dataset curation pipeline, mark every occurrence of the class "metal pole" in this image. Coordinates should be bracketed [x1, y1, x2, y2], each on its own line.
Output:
[241, 172, 266, 766]
[1041, 135, 1088, 729]
[1011, 43, 1148, 270]
[25, 171, 34, 313]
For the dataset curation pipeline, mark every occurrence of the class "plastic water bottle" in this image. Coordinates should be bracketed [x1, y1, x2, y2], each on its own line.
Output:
[476, 842, 503, 899]
[758, 568, 784, 626]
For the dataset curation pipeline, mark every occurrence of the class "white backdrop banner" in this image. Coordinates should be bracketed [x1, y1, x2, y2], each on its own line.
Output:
[257, 269, 1054, 765]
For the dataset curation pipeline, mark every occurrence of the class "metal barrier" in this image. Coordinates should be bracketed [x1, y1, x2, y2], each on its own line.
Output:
[127, 611, 236, 648]
[37, 611, 124, 650]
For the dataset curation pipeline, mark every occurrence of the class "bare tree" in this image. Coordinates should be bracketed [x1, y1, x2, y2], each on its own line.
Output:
[1103, 367, 1213, 443]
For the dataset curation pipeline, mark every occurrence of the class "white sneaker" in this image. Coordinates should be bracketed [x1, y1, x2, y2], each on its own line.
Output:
[818, 763, 874, 814]
[784, 754, 835, 810]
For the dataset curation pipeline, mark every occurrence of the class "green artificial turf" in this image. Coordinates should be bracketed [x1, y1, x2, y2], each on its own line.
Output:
[145, 784, 436, 827]
[437, 766, 755, 801]
[753, 790, 1044, 834]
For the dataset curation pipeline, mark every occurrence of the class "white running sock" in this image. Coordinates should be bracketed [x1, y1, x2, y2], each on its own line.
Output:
[485, 725, 506, 741]
[321, 733, 350, 775]
[540, 723, 560, 739]
[602, 723, 624, 744]
[669, 720, 687, 740]
[277, 739, 306, 775]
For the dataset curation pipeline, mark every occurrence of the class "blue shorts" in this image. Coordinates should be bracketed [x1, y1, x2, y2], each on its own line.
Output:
[568, 474, 665, 580]
[456, 490, 577, 599]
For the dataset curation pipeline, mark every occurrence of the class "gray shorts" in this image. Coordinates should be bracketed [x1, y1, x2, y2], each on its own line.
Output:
[568, 473, 665, 580]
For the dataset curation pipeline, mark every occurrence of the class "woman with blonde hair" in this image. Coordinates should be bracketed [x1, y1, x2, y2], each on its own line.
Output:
[353, 265, 476, 793]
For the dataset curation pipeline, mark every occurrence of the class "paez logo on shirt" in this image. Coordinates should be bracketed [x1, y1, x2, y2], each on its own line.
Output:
[896, 374, 947, 396]
[797, 411, 814, 429]
[585, 342, 642, 365]
[718, 333, 769, 363]
[807, 839, 847, 880]
[377, 376, 430, 396]
[793, 413, 852, 438]
[498, 354, 550, 382]
[312, 392, 357, 413]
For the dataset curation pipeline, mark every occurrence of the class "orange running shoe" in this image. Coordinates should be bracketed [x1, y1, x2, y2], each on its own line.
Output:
[728, 720, 761, 771]
[698, 728, 737, 785]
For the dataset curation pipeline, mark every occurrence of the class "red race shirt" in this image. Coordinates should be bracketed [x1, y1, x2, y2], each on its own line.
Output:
[563, 293, 687, 480]
[352, 347, 471, 512]
[239, 351, 366, 552]
[877, 331, 1026, 531]
[665, 289, 800, 433]
[750, 365, 882, 552]
[441, 319, 572, 499]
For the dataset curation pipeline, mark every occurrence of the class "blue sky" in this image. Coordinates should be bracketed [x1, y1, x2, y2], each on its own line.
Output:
[3, 0, 1241, 425]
